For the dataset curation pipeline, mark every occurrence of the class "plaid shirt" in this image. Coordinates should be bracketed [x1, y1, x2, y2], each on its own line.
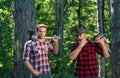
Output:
[23, 39, 55, 74]
[71, 41, 104, 78]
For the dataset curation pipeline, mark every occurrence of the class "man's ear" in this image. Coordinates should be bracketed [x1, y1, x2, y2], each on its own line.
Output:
[83, 33, 86, 36]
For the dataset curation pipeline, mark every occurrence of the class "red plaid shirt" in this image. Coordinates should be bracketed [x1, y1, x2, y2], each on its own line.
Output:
[23, 39, 55, 74]
[71, 41, 104, 78]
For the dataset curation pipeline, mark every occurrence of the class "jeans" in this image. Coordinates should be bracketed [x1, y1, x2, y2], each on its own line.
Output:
[30, 72, 51, 78]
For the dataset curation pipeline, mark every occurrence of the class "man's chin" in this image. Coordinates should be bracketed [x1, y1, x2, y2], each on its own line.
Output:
[38, 36, 45, 39]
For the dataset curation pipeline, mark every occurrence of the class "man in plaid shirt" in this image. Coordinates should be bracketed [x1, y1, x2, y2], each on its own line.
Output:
[69, 27, 109, 78]
[23, 24, 59, 78]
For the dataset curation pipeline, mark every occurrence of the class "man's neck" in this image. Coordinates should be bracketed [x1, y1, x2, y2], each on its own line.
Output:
[38, 38, 45, 42]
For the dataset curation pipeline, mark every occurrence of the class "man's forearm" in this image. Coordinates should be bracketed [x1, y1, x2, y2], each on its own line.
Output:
[54, 42, 59, 54]
[24, 61, 35, 74]
[101, 43, 110, 58]
[69, 45, 83, 60]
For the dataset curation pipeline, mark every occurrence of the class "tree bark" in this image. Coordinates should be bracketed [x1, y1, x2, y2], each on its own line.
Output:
[13, 0, 35, 78]
[111, 0, 120, 78]
[55, 0, 59, 35]
[78, 0, 81, 27]
[97, 0, 105, 78]
[59, 0, 64, 53]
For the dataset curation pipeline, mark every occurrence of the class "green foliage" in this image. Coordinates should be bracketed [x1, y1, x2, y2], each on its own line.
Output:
[0, 0, 14, 78]
[0, 0, 111, 78]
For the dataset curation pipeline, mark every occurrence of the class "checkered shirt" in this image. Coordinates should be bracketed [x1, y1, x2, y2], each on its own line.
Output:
[71, 41, 104, 78]
[23, 39, 55, 74]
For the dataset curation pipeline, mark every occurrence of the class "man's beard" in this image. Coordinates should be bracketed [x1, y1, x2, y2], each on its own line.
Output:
[77, 39, 82, 41]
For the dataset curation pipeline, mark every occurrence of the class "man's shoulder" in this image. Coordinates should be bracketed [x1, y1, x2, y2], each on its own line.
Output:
[25, 40, 32, 45]
[27, 36, 37, 43]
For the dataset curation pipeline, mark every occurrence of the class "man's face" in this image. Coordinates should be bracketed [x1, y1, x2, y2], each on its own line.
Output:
[37, 27, 47, 39]
[76, 33, 86, 41]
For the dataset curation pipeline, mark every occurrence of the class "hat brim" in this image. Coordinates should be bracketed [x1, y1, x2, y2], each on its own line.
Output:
[37, 24, 48, 28]
[73, 32, 85, 35]
[39, 25, 48, 28]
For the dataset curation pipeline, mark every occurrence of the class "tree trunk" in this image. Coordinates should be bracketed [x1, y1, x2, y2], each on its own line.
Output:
[59, 0, 64, 53]
[55, 0, 59, 35]
[78, 0, 81, 27]
[55, 0, 64, 53]
[111, 0, 120, 78]
[97, 0, 105, 78]
[13, 0, 35, 78]
[54, 0, 64, 76]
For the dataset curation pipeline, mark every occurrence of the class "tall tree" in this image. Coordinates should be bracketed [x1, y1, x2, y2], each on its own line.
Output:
[97, 0, 105, 78]
[111, 0, 120, 78]
[55, 0, 59, 35]
[78, 0, 81, 26]
[53, 0, 64, 77]
[13, 0, 35, 78]
[55, 0, 64, 53]
[59, 0, 64, 53]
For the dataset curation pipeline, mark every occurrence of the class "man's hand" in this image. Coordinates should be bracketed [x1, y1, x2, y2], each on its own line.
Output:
[52, 35, 59, 42]
[32, 70, 40, 76]
[78, 39, 87, 48]
[94, 35, 105, 46]
[24, 61, 40, 77]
